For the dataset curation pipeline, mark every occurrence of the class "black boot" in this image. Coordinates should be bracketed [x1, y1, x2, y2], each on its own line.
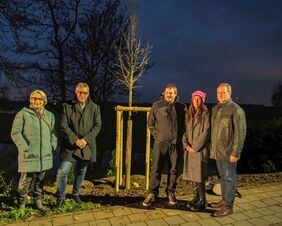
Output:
[187, 182, 199, 209]
[35, 199, 45, 210]
[190, 182, 206, 211]
[53, 199, 65, 210]
[18, 196, 26, 209]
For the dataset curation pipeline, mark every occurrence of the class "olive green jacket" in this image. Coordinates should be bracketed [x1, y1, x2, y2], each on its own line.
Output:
[11, 107, 57, 172]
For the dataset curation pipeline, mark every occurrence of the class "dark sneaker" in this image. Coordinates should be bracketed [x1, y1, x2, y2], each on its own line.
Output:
[190, 199, 207, 211]
[168, 193, 177, 205]
[73, 195, 82, 204]
[142, 193, 156, 207]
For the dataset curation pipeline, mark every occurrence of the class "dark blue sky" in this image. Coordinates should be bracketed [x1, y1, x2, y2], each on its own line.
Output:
[130, 0, 282, 106]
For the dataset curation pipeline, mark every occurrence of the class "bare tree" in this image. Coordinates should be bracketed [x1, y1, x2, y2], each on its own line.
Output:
[114, 13, 152, 107]
[0, 0, 82, 103]
[65, 0, 128, 104]
[113, 10, 152, 189]
[1, 0, 131, 104]
[0, 0, 37, 95]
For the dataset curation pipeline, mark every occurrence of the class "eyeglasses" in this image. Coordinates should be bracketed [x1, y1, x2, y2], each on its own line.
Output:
[31, 97, 43, 101]
[76, 91, 89, 95]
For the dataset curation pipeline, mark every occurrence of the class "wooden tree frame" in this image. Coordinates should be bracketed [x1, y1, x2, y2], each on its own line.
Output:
[115, 105, 151, 192]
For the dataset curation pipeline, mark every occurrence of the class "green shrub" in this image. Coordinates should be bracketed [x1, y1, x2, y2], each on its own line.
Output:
[239, 117, 282, 173]
[107, 149, 116, 176]
[67, 164, 75, 184]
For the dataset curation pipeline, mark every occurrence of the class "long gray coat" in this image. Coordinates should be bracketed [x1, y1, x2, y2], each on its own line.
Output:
[11, 107, 57, 172]
[60, 99, 101, 162]
[182, 106, 210, 182]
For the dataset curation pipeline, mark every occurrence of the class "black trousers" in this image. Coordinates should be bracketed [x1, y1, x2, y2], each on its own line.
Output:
[149, 141, 178, 196]
[18, 171, 45, 204]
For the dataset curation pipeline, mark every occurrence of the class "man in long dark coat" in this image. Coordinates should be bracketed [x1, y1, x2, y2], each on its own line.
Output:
[55, 82, 101, 208]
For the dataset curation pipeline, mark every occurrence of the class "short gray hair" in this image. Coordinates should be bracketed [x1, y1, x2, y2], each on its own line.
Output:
[76, 82, 89, 91]
[218, 83, 232, 95]
[30, 90, 48, 105]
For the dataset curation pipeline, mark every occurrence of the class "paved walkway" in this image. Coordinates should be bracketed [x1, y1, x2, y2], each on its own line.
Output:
[6, 182, 282, 226]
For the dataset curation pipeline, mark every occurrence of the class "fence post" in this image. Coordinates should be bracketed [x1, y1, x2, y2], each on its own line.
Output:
[115, 106, 151, 191]
[115, 109, 122, 192]
[119, 112, 123, 186]
[145, 111, 151, 190]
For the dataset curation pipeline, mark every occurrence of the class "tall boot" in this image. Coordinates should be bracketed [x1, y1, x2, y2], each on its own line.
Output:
[187, 182, 199, 208]
[35, 199, 45, 210]
[53, 199, 65, 210]
[18, 196, 26, 209]
[190, 182, 206, 211]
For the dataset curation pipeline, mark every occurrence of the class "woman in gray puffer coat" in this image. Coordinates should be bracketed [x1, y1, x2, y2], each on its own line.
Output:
[182, 91, 210, 211]
[11, 90, 57, 210]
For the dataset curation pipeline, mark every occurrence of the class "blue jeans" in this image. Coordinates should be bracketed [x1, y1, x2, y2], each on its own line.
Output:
[216, 159, 237, 209]
[56, 161, 87, 200]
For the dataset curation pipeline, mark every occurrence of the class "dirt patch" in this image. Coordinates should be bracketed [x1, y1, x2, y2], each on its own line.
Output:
[45, 172, 282, 206]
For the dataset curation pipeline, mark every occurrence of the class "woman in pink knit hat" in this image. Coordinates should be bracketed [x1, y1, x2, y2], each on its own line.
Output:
[182, 90, 210, 211]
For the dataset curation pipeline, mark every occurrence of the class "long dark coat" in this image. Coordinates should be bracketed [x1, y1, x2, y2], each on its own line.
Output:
[182, 105, 210, 182]
[60, 99, 101, 162]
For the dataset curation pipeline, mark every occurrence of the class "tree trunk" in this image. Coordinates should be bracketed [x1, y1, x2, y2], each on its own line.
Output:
[59, 46, 66, 102]
[125, 77, 133, 189]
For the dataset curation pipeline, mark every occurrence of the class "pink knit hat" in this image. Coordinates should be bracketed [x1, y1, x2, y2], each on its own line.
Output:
[192, 90, 207, 103]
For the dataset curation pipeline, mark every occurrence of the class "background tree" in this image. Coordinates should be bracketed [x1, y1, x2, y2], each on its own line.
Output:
[272, 82, 282, 108]
[0, 0, 82, 103]
[1, 0, 130, 104]
[22, 0, 81, 103]
[113, 9, 152, 189]
[65, 0, 128, 105]
[0, 0, 37, 96]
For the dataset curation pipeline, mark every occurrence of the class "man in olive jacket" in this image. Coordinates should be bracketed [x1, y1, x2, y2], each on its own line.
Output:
[55, 83, 101, 208]
[210, 83, 246, 217]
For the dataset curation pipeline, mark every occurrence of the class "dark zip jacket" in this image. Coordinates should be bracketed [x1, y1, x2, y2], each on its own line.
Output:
[148, 98, 185, 144]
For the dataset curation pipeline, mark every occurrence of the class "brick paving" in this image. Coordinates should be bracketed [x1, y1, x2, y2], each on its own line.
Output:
[5, 182, 282, 226]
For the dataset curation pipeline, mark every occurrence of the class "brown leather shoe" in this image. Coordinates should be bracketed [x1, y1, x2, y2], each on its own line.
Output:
[211, 199, 225, 208]
[212, 206, 233, 217]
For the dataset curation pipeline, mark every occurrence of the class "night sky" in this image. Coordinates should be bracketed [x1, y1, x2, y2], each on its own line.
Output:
[130, 0, 282, 106]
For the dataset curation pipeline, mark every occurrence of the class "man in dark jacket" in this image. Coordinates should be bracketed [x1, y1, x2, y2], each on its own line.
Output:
[210, 83, 246, 217]
[55, 83, 101, 208]
[143, 83, 185, 207]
